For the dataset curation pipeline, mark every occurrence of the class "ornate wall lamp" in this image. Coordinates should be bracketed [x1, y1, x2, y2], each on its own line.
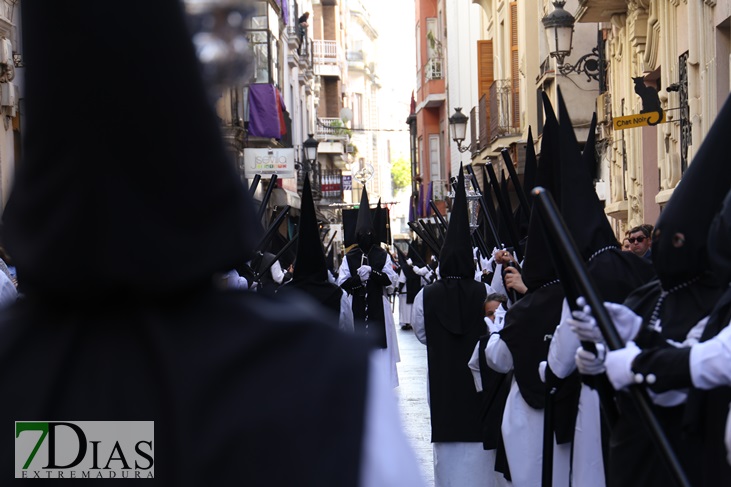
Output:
[448, 107, 470, 153]
[541, 1, 601, 82]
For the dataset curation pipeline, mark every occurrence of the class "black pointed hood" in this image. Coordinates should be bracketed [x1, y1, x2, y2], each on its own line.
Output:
[427, 164, 486, 336]
[582, 112, 600, 181]
[439, 165, 474, 278]
[538, 91, 562, 205]
[652, 94, 731, 288]
[293, 175, 328, 283]
[481, 169, 502, 246]
[557, 89, 618, 260]
[523, 127, 538, 199]
[521, 93, 561, 290]
[373, 198, 386, 244]
[285, 174, 343, 314]
[3, 0, 258, 303]
[355, 188, 376, 252]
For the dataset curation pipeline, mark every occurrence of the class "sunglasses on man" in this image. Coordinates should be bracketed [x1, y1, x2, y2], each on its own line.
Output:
[628, 236, 647, 244]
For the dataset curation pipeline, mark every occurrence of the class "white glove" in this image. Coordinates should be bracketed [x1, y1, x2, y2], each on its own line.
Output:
[538, 361, 547, 383]
[604, 341, 642, 390]
[413, 266, 428, 277]
[484, 316, 500, 334]
[568, 306, 604, 344]
[725, 404, 731, 466]
[406, 258, 413, 266]
[575, 343, 607, 375]
[357, 265, 372, 282]
[604, 301, 644, 343]
[572, 297, 644, 345]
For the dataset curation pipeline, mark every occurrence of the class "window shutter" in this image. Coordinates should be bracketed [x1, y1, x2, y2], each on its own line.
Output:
[478, 40, 493, 146]
[510, 2, 520, 128]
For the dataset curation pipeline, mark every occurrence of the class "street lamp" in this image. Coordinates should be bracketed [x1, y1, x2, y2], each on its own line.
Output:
[448, 107, 470, 153]
[542, 1, 601, 82]
[541, 1, 574, 66]
[303, 133, 319, 167]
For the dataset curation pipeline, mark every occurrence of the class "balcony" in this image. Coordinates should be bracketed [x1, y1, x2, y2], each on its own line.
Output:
[425, 57, 442, 81]
[313, 40, 342, 78]
[489, 80, 520, 143]
[315, 117, 350, 142]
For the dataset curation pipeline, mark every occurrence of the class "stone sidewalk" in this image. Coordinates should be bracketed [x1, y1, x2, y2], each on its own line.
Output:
[393, 317, 434, 486]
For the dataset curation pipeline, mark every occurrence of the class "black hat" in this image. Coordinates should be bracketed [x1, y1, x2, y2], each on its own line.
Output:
[439, 164, 474, 278]
[651, 94, 731, 288]
[3, 0, 258, 302]
[355, 187, 375, 251]
[557, 89, 618, 260]
[521, 93, 562, 290]
[293, 175, 328, 283]
[432, 164, 485, 335]
[538, 91, 562, 204]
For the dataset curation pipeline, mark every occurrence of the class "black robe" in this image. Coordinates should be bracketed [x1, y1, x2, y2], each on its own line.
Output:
[423, 279, 487, 442]
[609, 274, 724, 487]
[341, 247, 390, 349]
[0, 290, 369, 485]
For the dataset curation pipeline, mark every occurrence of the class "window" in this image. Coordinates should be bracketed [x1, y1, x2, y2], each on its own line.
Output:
[429, 135, 440, 181]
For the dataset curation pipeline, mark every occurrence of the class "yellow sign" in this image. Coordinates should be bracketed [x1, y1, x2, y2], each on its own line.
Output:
[612, 111, 665, 130]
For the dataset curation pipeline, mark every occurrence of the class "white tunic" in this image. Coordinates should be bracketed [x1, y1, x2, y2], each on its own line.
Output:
[337, 253, 401, 388]
[485, 333, 571, 487]
[546, 301, 605, 487]
[398, 270, 413, 326]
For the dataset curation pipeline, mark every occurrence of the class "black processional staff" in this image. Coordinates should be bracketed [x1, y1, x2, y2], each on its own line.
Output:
[253, 233, 299, 283]
[501, 149, 532, 221]
[248, 174, 262, 197]
[464, 164, 501, 248]
[254, 205, 291, 253]
[256, 174, 279, 224]
[485, 162, 523, 262]
[419, 220, 443, 251]
[429, 200, 448, 232]
[532, 187, 691, 487]
[323, 230, 338, 257]
[407, 243, 429, 268]
[407, 222, 441, 256]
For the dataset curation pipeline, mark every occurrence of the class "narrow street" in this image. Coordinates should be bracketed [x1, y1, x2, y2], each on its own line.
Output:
[393, 302, 435, 486]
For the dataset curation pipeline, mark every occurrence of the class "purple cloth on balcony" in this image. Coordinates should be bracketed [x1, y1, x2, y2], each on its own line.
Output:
[425, 181, 433, 216]
[409, 194, 416, 223]
[248, 84, 282, 138]
[416, 182, 424, 218]
[281, 0, 289, 25]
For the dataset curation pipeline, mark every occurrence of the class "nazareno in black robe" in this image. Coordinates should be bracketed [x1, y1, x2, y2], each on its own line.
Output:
[0, 2, 372, 484]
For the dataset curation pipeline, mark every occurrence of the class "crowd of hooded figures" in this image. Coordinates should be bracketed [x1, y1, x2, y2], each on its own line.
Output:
[2, 1, 731, 486]
[397, 87, 731, 487]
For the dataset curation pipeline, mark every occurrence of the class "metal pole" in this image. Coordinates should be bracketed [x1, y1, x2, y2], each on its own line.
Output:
[256, 174, 279, 224]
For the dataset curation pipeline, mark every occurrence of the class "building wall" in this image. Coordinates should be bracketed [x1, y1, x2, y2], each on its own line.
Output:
[580, 0, 731, 237]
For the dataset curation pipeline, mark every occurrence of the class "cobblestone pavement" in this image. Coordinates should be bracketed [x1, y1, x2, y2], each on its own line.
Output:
[393, 305, 434, 486]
